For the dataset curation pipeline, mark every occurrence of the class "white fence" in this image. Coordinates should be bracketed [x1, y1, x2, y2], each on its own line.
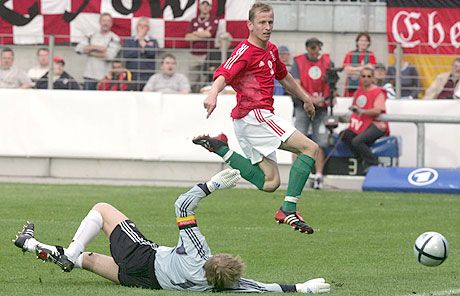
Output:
[0, 89, 459, 168]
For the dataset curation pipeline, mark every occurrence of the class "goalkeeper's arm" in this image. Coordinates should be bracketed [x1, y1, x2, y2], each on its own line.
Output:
[173, 169, 240, 260]
[174, 169, 241, 222]
[229, 278, 331, 294]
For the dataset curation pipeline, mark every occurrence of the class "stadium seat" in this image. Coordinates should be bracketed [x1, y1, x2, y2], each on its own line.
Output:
[325, 135, 401, 158]
[322, 135, 401, 176]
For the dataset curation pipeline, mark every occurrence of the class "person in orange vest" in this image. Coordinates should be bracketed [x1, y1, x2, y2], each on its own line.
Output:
[291, 38, 335, 189]
[341, 67, 389, 173]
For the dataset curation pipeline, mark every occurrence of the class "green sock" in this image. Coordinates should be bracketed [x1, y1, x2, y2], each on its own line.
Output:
[216, 147, 265, 190]
[282, 154, 315, 212]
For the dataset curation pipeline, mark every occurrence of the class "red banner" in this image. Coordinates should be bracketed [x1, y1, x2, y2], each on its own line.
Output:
[0, 0, 249, 46]
[387, 7, 460, 55]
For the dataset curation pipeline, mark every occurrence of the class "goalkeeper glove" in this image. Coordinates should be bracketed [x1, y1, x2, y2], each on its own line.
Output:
[295, 278, 331, 294]
[206, 169, 241, 192]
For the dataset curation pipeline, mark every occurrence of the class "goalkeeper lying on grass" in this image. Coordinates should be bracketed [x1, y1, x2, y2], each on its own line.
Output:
[14, 169, 330, 293]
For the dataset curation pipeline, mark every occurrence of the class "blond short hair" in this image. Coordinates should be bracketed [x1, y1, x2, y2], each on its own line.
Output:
[248, 2, 273, 22]
[203, 254, 245, 290]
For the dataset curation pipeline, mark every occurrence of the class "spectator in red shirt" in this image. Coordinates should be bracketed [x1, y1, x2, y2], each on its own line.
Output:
[185, 0, 219, 92]
[193, 3, 319, 235]
[97, 60, 133, 91]
[342, 32, 376, 97]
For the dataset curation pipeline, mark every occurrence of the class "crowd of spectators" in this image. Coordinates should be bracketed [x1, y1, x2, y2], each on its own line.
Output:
[0, 9, 458, 100]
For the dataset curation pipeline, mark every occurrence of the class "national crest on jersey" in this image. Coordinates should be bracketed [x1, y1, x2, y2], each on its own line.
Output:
[356, 95, 367, 107]
[214, 40, 288, 119]
[308, 66, 322, 80]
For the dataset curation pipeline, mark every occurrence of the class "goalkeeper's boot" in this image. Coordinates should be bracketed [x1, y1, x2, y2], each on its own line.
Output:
[274, 208, 314, 234]
[13, 222, 35, 252]
[36, 245, 74, 272]
[192, 133, 228, 153]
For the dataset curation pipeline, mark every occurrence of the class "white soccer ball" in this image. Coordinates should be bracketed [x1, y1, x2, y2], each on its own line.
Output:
[413, 232, 449, 267]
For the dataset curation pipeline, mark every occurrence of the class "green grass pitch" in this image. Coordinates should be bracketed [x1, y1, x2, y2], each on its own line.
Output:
[0, 183, 458, 296]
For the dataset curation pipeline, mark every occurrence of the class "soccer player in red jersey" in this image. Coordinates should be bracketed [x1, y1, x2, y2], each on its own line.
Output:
[193, 3, 319, 234]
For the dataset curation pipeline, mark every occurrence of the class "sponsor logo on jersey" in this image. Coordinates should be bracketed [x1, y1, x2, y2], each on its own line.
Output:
[269, 50, 276, 61]
[408, 168, 439, 186]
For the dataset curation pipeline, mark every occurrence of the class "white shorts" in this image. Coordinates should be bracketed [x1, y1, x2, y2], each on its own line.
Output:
[233, 109, 296, 164]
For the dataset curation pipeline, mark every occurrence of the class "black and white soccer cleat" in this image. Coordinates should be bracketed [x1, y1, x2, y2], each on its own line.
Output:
[13, 222, 35, 252]
[36, 245, 74, 272]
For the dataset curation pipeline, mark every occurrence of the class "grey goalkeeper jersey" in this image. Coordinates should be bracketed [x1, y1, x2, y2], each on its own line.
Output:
[154, 185, 284, 293]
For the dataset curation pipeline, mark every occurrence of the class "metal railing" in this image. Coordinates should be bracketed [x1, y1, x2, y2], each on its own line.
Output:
[375, 114, 460, 167]
[1, 33, 459, 96]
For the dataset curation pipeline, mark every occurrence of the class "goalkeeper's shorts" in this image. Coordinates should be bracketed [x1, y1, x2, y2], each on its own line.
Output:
[110, 220, 162, 290]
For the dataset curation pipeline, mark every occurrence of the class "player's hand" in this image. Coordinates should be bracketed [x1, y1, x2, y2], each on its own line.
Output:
[311, 95, 324, 106]
[303, 101, 316, 119]
[206, 169, 241, 192]
[203, 93, 217, 118]
[296, 278, 331, 294]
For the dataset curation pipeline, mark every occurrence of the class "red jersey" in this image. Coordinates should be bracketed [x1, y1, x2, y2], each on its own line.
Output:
[214, 40, 288, 119]
[188, 16, 219, 55]
[349, 86, 389, 135]
[294, 53, 330, 106]
[342, 50, 376, 97]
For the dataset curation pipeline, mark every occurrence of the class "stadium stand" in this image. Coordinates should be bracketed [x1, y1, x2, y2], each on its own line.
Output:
[0, 0, 459, 191]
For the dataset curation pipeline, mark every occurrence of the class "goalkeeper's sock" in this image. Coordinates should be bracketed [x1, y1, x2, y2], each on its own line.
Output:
[23, 237, 39, 253]
[74, 254, 83, 269]
[282, 154, 315, 212]
[34, 241, 62, 256]
[217, 147, 265, 190]
[66, 209, 103, 262]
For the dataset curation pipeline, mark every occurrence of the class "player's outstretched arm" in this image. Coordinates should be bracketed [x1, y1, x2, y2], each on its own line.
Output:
[204, 75, 227, 118]
[173, 169, 241, 260]
[229, 277, 331, 293]
[175, 169, 241, 218]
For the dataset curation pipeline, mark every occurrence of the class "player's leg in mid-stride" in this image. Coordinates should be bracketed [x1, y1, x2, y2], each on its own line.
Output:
[193, 110, 318, 234]
[192, 133, 276, 191]
[275, 130, 318, 234]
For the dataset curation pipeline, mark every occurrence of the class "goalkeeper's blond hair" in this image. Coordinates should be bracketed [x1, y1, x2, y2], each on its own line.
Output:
[204, 253, 245, 290]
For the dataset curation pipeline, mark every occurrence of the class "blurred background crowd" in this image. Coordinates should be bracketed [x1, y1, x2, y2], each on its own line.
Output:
[0, 0, 459, 99]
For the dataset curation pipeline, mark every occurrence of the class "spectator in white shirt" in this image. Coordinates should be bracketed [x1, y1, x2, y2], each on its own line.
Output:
[0, 47, 33, 89]
[143, 53, 191, 94]
[28, 47, 50, 82]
